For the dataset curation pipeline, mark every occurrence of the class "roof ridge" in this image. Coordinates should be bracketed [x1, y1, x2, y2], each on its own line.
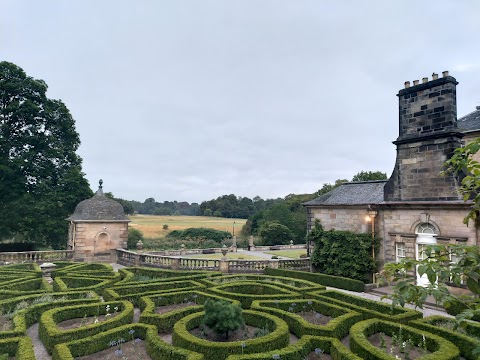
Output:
[458, 108, 479, 122]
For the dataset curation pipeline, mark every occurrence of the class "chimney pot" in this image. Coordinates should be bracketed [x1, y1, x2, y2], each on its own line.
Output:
[432, 72, 438, 80]
[413, 80, 419, 86]
[422, 77, 428, 84]
[404, 81, 410, 88]
[442, 71, 449, 77]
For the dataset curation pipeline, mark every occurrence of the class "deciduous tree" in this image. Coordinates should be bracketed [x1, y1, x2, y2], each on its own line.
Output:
[0, 61, 92, 248]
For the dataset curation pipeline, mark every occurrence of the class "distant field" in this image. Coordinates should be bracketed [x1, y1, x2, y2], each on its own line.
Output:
[129, 215, 247, 238]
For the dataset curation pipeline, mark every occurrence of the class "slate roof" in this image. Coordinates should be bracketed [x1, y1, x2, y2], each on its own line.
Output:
[67, 187, 129, 221]
[303, 180, 387, 206]
[458, 107, 480, 132]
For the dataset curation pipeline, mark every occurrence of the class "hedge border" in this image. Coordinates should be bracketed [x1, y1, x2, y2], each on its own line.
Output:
[39, 300, 134, 353]
[308, 290, 422, 323]
[206, 281, 302, 308]
[225, 334, 362, 360]
[349, 318, 460, 360]
[52, 323, 204, 360]
[198, 274, 326, 295]
[409, 315, 480, 360]
[0, 290, 95, 315]
[52, 276, 117, 292]
[139, 290, 242, 333]
[172, 310, 290, 360]
[104, 279, 206, 306]
[116, 266, 221, 285]
[250, 299, 362, 339]
[264, 267, 365, 292]
[0, 295, 99, 339]
[0, 336, 36, 360]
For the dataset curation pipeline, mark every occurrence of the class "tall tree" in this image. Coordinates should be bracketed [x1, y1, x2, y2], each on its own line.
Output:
[0, 61, 92, 248]
[351, 171, 387, 182]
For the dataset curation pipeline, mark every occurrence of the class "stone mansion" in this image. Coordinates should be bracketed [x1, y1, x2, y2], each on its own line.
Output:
[304, 72, 480, 282]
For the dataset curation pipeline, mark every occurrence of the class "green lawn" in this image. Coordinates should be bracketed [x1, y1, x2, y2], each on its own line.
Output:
[263, 249, 307, 259]
[184, 253, 264, 260]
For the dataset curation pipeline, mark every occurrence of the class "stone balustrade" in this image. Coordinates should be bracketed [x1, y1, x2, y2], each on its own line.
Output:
[0, 250, 74, 264]
[115, 249, 310, 273]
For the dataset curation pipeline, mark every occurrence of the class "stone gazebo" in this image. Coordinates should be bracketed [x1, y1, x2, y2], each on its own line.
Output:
[67, 180, 130, 262]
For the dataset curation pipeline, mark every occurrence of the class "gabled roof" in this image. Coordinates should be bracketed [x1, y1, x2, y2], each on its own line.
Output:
[458, 107, 480, 133]
[303, 180, 387, 206]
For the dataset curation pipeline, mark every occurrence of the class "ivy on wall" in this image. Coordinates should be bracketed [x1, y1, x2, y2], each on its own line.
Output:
[309, 220, 380, 283]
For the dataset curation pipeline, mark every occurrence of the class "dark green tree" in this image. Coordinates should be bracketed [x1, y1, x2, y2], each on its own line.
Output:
[258, 221, 293, 245]
[204, 209, 213, 217]
[351, 171, 387, 182]
[203, 299, 244, 340]
[127, 227, 144, 250]
[0, 61, 92, 248]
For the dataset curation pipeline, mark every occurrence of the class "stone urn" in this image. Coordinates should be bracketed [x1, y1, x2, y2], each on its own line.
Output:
[136, 240, 144, 251]
[39, 262, 57, 277]
[221, 244, 228, 259]
[180, 244, 186, 256]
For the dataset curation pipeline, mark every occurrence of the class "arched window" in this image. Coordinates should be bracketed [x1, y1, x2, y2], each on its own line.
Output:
[416, 223, 436, 234]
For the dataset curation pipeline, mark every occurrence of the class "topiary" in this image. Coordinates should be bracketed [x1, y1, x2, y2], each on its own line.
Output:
[202, 299, 244, 340]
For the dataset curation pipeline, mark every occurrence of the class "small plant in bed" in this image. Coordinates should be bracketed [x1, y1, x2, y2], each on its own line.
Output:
[201, 299, 244, 340]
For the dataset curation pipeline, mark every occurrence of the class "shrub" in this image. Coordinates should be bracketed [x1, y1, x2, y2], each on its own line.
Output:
[264, 268, 365, 292]
[127, 228, 144, 250]
[349, 319, 460, 360]
[310, 227, 380, 283]
[259, 222, 293, 246]
[203, 299, 244, 340]
[166, 228, 231, 243]
[309, 290, 422, 323]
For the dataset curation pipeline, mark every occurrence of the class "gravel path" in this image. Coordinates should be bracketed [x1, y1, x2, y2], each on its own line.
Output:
[333, 287, 453, 318]
[27, 323, 51, 360]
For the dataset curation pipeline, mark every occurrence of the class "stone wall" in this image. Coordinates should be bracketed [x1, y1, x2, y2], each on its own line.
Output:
[379, 206, 476, 263]
[308, 204, 477, 266]
[72, 221, 128, 261]
[310, 207, 373, 234]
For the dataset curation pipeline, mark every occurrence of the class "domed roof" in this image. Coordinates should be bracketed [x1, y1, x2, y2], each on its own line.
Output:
[67, 180, 129, 222]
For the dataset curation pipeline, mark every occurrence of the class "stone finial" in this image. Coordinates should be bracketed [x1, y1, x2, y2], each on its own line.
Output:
[413, 80, 419, 86]
[422, 77, 428, 84]
[432, 72, 438, 80]
[99, 179, 103, 189]
[442, 70, 449, 77]
[404, 81, 410, 88]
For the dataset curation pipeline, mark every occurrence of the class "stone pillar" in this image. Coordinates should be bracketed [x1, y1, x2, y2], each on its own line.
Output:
[249, 236, 255, 251]
[171, 258, 180, 270]
[219, 259, 229, 273]
[232, 236, 237, 252]
[134, 253, 141, 266]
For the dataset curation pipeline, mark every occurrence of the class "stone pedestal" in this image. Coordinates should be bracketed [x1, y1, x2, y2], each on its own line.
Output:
[219, 260, 229, 273]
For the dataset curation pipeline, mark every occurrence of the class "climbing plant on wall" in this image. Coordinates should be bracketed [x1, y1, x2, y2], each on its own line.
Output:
[309, 220, 380, 283]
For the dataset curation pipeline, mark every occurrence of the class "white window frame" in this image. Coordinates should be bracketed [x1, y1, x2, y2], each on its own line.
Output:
[396, 242, 406, 263]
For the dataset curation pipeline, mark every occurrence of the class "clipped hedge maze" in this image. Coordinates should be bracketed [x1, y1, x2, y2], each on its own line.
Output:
[0, 263, 476, 359]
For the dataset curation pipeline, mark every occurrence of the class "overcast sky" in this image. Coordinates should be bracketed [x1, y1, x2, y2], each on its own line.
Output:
[2, 1, 480, 203]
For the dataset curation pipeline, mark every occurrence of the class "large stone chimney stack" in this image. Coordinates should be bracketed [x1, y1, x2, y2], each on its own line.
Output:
[384, 72, 464, 201]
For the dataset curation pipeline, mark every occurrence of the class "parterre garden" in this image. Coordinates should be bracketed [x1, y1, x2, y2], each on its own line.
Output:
[0, 262, 478, 359]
